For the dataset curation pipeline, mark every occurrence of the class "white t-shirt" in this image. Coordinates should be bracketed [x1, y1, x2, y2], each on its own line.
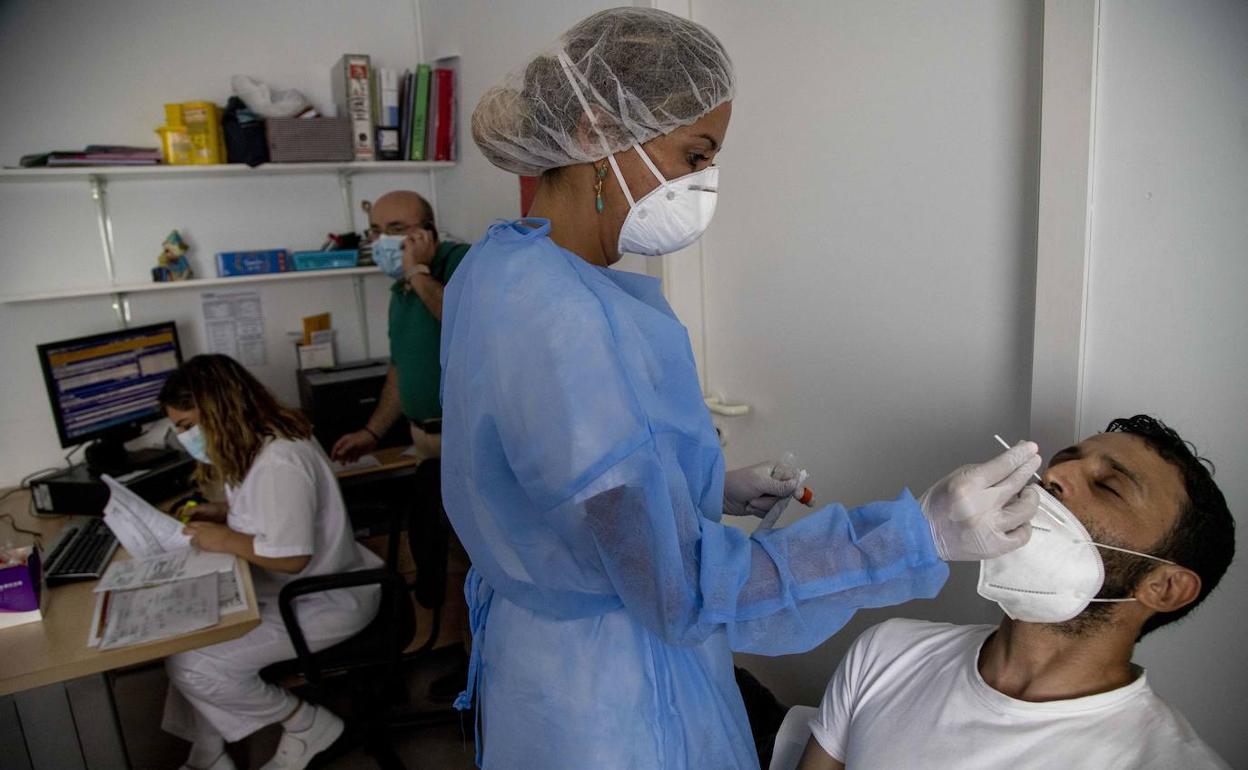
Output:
[809, 618, 1227, 770]
[226, 438, 382, 625]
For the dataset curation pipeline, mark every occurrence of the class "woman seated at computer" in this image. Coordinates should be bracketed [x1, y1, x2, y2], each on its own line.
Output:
[158, 354, 380, 770]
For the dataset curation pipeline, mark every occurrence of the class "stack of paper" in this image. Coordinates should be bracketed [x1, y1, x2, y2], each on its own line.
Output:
[91, 477, 250, 649]
[93, 548, 235, 593]
[94, 574, 219, 650]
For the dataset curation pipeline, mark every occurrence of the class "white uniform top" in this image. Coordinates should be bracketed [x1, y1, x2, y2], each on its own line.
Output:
[810, 618, 1227, 770]
[225, 437, 382, 619]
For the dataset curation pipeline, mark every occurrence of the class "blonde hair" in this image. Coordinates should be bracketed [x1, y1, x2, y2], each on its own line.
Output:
[159, 354, 312, 486]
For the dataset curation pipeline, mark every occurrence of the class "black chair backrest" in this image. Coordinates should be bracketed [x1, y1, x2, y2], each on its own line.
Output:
[408, 459, 451, 610]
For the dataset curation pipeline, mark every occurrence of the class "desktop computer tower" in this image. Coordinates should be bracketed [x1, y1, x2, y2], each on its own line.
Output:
[30, 454, 196, 514]
[297, 358, 410, 453]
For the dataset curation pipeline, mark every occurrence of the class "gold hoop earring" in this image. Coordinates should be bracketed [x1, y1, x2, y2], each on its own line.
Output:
[594, 160, 608, 213]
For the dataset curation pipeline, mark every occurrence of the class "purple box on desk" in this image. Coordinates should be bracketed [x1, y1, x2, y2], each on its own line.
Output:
[215, 249, 290, 277]
[0, 547, 44, 629]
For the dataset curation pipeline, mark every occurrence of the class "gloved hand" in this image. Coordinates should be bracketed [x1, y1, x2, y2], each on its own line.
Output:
[724, 461, 802, 518]
[919, 441, 1041, 561]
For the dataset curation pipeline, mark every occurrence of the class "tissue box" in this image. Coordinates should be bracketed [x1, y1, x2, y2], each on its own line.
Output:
[0, 546, 45, 629]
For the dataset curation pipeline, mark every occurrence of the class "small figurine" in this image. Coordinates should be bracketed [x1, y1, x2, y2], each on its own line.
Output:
[152, 230, 192, 282]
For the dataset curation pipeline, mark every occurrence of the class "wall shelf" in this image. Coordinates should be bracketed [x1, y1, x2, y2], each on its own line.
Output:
[0, 160, 454, 183]
[1, 158, 451, 356]
[0, 266, 388, 305]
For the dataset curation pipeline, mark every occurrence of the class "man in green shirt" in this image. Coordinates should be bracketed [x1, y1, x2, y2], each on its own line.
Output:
[333, 190, 474, 701]
[331, 190, 470, 464]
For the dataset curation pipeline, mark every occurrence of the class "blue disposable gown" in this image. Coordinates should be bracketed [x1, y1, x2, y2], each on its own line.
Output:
[440, 219, 948, 769]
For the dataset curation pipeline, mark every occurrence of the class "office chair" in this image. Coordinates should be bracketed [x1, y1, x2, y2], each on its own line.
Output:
[260, 499, 415, 769]
[262, 459, 462, 768]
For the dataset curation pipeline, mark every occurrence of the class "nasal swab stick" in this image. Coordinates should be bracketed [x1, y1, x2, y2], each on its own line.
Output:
[995, 434, 1073, 528]
[994, 434, 1043, 483]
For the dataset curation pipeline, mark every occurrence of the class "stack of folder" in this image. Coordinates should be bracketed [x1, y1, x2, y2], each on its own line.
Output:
[393, 56, 458, 162]
[20, 145, 162, 167]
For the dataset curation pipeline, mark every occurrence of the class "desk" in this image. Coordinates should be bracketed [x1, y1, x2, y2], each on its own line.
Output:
[0, 490, 260, 697]
[335, 444, 422, 543]
[334, 444, 420, 484]
[332, 445, 463, 652]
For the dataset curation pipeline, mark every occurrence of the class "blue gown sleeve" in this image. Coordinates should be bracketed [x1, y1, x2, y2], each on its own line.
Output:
[445, 233, 948, 656]
[581, 451, 947, 654]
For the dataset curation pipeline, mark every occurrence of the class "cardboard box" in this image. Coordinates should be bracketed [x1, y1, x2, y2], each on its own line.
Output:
[215, 249, 290, 277]
[292, 249, 359, 271]
[297, 342, 336, 370]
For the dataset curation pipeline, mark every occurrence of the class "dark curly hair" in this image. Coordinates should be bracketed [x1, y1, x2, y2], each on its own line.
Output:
[1105, 415, 1235, 638]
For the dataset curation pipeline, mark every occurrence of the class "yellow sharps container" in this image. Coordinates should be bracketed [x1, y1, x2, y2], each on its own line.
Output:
[158, 102, 224, 165]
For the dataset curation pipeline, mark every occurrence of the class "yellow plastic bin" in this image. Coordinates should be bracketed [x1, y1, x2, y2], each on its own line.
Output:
[156, 125, 194, 165]
[158, 102, 224, 165]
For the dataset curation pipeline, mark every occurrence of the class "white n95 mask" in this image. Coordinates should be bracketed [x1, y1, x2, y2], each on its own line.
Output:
[978, 485, 1174, 623]
[605, 145, 719, 257]
[554, 49, 719, 258]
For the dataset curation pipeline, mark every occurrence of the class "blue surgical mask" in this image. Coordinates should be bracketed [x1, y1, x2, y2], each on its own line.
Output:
[372, 234, 406, 279]
[176, 424, 212, 464]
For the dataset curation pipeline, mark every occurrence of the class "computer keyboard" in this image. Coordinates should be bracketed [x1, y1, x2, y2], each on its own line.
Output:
[43, 517, 120, 586]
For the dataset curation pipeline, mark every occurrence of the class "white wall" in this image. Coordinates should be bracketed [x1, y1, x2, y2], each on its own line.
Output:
[0, 0, 434, 485]
[1078, 1, 1248, 763]
[2, 0, 1241, 762]
[690, 0, 1043, 706]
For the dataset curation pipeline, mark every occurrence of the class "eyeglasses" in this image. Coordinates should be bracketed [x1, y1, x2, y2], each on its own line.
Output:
[364, 222, 433, 241]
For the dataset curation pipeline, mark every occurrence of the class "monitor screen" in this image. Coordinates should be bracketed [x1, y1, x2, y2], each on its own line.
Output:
[37, 322, 183, 448]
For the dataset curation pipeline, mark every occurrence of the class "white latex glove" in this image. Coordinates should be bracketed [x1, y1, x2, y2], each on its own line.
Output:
[724, 461, 802, 518]
[919, 441, 1042, 561]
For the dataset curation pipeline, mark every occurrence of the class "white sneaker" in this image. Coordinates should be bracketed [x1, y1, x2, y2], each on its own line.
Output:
[179, 752, 238, 770]
[259, 704, 345, 770]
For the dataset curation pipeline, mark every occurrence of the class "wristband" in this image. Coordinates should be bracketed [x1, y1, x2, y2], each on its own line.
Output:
[363, 426, 382, 441]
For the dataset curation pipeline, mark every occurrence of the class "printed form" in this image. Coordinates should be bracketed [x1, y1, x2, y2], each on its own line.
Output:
[90, 477, 252, 649]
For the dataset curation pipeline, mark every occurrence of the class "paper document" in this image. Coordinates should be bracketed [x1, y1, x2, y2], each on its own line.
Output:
[329, 454, 381, 473]
[88, 564, 249, 648]
[97, 573, 220, 649]
[89, 477, 253, 650]
[202, 290, 267, 367]
[101, 475, 192, 556]
[217, 562, 247, 614]
[95, 548, 235, 593]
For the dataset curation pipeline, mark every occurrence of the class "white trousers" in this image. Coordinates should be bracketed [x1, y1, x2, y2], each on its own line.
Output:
[163, 590, 377, 743]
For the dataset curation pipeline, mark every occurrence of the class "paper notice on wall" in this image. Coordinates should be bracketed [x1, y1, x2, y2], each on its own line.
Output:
[201, 290, 267, 366]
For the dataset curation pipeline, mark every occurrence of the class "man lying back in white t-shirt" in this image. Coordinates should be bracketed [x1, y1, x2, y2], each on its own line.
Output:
[797, 416, 1233, 770]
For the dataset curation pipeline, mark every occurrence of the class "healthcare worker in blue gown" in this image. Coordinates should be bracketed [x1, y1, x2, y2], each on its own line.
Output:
[440, 8, 1042, 769]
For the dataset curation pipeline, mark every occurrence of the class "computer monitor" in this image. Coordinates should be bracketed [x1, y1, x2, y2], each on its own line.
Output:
[37, 321, 184, 473]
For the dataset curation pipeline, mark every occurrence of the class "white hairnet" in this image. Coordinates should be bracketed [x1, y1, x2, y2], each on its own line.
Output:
[472, 7, 735, 176]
